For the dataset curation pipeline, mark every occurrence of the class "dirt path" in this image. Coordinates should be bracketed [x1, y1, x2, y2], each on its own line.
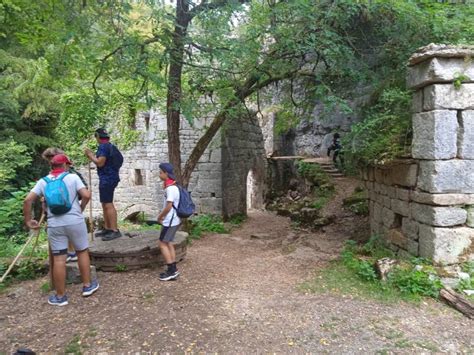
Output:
[1, 178, 473, 353]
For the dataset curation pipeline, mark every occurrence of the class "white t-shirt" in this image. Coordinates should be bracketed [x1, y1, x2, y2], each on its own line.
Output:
[162, 185, 181, 227]
[31, 173, 86, 228]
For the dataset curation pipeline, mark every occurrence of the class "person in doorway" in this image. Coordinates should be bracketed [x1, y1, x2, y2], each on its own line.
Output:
[327, 132, 342, 163]
[23, 154, 99, 306]
[84, 128, 123, 241]
[157, 163, 181, 281]
[41, 147, 87, 262]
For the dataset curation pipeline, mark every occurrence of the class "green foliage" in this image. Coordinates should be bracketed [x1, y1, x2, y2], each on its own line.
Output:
[329, 237, 443, 301]
[0, 185, 31, 237]
[297, 162, 332, 189]
[388, 267, 442, 299]
[188, 214, 229, 240]
[0, 140, 32, 194]
[343, 88, 412, 170]
[115, 264, 128, 272]
[228, 213, 246, 226]
[453, 73, 470, 90]
[343, 188, 369, 216]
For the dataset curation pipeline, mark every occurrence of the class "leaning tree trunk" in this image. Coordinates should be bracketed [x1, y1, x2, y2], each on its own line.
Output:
[166, 0, 190, 183]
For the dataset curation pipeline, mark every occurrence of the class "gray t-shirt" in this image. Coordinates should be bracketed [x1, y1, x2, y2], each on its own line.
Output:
[31, 173, 86, 228]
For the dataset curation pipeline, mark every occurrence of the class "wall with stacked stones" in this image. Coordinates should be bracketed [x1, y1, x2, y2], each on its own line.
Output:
[221, 116, 267, 219]
[363, 44, 474, 265]
[80, 111, 223, 220]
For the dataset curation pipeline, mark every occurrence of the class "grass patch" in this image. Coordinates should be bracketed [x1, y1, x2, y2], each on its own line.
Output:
[300, 262, 408, 303]
[187, 214, 229, 242]
[65, 334, 82, 354]
[343, 187, 369, 216]
[301, 236, 444, 303]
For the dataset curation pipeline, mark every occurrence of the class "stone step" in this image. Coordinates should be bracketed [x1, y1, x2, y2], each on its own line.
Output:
[45, 261, 97, 284]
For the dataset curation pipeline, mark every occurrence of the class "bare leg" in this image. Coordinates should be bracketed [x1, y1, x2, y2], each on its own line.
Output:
[52, 255, 67, 297]
[102, 203, 110, 230]
[168, 243, 176, 263]
[103, 203, 118, 231]
[76, 249, 91, 286]
[159, 242, 173, 264]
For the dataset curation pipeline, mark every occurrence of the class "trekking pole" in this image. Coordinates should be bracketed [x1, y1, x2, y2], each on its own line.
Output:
[27, 210, 46, 263]
[88, 162, 94, 241]
[0, 213, 46, 283]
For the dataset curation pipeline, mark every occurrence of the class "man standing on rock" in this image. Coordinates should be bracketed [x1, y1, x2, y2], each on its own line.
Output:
[85, 128, 123, 241]
[23, 154, 99, 306]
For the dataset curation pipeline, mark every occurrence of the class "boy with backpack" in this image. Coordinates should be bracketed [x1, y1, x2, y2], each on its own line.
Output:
[157, 163, 195, 281]
[23, 154, 99, 306]
[84, 128, 123, 241]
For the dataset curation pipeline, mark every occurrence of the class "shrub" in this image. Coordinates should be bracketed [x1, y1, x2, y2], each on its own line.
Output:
[388, 267, 442, 299]
[188, 214, 229, 240]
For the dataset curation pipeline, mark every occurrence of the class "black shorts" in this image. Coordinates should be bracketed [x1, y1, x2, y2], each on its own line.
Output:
[99, 182, 118, 203]
[159, 225, 180, 242]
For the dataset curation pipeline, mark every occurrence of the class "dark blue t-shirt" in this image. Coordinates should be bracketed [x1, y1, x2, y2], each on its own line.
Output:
[96, 143, 120, 185]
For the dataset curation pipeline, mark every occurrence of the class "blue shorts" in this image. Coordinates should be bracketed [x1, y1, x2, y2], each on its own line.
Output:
[99, 182, 118, 203]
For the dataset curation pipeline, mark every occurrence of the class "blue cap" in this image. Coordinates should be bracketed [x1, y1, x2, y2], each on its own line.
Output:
[159, 163, 176, 180]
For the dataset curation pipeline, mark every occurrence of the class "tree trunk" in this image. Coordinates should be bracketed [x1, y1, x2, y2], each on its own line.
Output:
[166, 0, 190, 183]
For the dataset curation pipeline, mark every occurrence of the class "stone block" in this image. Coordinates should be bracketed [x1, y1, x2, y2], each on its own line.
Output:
[412, 90, 423, 113]
[66, 264, 97, 285]
[466, 206, 474, 228]
[390, 162, 418, 188]
[412, 110, 458, 160]
[407, 239, 419, 255]
[388, 229, 408, 248]
[392, 199, 410, 217]
[373, 202, 383, 224]
[382, 196, 391, 209]
[382, 207, 395, 228]
[411, 191, 474, 206]
[424, 84, 474, 111]
[418, 224, 473, 264]
[402, 218, 420, 241]
[396, 188, 410, 201]
[418, 160, 474, 193]
[411, 203, 467, 227]
[458, 110, 474, 159]
[407, 57, 474, 90]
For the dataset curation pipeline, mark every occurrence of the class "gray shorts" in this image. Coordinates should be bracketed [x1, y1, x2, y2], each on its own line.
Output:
[159, 225, 180, 242]
[48, 222, 89, 255]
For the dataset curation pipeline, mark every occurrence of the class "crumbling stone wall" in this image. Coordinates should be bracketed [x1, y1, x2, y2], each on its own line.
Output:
[221, 116, 267, 219]
[82, 111, 266, 220]
[363, 44, 474, 265]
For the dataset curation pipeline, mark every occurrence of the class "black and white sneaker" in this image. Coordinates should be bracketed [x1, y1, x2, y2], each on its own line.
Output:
[159, 270, 180, 281]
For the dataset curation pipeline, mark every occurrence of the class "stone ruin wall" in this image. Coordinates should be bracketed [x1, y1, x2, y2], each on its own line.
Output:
[82, 110, 267, 221]
[363, 44, 474, 265]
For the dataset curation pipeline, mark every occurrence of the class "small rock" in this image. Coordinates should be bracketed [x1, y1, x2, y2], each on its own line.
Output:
[414, 265, 423, 271]
[66, 263, 97, 284]
[441, 277, 460, 289]
[7, 287, 27, 299]
[250, 233, 271, 240]
[463, 290, 474, 296]
[375, 258, 398, 281]
[458, 272, 471, 281]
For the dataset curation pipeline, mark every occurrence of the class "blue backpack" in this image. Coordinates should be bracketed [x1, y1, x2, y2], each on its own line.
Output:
[173, 185, 195, 218]
[43, 173, 76, 215]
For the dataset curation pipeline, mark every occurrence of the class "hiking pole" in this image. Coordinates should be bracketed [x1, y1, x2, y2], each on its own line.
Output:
[88, 162, 94, 241]
[27, 211, 46, 263]
[0, 213, 46, 283]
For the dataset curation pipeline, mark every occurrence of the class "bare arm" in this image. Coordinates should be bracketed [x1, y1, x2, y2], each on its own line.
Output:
[78, 187, 91, 212]
[84, 149, 106, 168]
[158, 201, 173, 224]
[23, 192, 39, 229]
